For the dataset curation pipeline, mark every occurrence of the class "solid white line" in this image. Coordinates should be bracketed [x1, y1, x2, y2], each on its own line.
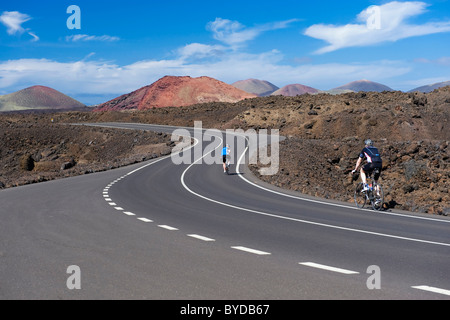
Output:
[158, 225, 178, 231]
[232, 246, 271, 255]
[187, 234, 215, 242]
[138, 218, 153, 223]
[299, 262, 359, 275]
[412, 285, 450, 296]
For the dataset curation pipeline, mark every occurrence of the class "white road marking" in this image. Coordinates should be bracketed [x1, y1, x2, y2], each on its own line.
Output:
[123, 212, 136, 216]
[412, 285, 450, 296]
[108, 202, 117, 206]
[187, 234, 215, 242]
[178, 136, 450, 248]
[138, 218, 153, 223]
[231, 246, 271, 255]
[299, 262, 359, 275]
[158, 225, 178, 231]
[114, 207, 124, 211]
[104, 198, 112, 201]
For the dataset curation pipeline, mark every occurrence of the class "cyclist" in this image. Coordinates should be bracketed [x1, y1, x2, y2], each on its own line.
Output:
[352, 139, 383, 192]
[222, 144, 231, 173]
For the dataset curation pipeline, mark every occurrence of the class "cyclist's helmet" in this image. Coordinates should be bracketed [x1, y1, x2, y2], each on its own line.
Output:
[364, 139, 373, 146]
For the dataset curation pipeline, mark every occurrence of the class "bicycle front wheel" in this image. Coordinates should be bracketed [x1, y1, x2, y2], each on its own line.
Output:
[354, 183, 368, 209]
[372, 184, 384, 211]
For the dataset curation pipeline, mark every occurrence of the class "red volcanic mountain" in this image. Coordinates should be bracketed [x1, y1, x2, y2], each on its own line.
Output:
[94, 76, 257, 111]
[271, 84, 319, 96]
[0, 85, 86, 112]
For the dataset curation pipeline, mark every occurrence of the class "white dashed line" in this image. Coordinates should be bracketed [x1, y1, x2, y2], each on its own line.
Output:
[123, 212, 136, 216]
[158, 225, 179, 231]
[187, 234, 215, 242]
[299, 262, 359, 275]
[231, 246, 271, 255]
[138, 218, 153, 223]
[412, 285, 450, 296]
[114, 207, 124, 211]
[108, 202, 117, 206]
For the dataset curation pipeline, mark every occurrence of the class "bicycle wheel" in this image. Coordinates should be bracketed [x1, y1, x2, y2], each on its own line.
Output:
[354, 182, 368, 209]
[372, 184, 384, 211]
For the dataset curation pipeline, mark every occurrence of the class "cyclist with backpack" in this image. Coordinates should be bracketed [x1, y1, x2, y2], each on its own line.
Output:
[352, 139, 383, 192]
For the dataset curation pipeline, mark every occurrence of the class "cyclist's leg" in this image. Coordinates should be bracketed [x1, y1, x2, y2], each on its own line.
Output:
[360, 164, 369, 185]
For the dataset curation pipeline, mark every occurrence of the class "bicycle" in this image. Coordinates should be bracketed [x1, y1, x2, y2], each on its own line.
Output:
[354, 171, 384, 211]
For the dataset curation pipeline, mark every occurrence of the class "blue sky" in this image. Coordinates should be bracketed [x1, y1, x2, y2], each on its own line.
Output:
[1, 0, 449, 105]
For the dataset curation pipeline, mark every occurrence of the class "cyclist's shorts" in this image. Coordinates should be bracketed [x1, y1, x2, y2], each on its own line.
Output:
[363, 162, 382, 180]
[223, 155, 227, 163]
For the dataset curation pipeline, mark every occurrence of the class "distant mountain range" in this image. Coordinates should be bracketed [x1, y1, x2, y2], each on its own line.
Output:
[0, 86, 86, 112]
[94, 76, 256, 111]
[1, 78, 448, 113]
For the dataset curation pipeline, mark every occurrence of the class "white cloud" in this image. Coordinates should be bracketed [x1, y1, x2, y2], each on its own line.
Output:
[414, 56, 450, 66]
[0, 11, 30, 35]
[177, 43, 228, 60]
[207, 17, 298, 48]
[0, 16, 413, 104]
[304, 1, 450, 54]
[28, 32, 39, 42]
[66, 34, 120, 42]
[0, 11, 39, 42]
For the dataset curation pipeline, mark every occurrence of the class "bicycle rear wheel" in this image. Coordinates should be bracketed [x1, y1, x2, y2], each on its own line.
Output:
[354, 183, 368, 209]
[371, 184, 384, 211]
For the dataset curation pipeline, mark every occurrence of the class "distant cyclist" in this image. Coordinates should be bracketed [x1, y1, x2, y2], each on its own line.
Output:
[222, 144, 231, 173]
[352, 139, 383, 192]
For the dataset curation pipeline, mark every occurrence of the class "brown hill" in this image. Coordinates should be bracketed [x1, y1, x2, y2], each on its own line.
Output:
[333, 80, 393, 92]
[231, 79, 279, 96]
[271, 84, 319, 96]
[0, 86, 86, 112]
[409, 81, 450, 93]
[94, 76, 257, 111]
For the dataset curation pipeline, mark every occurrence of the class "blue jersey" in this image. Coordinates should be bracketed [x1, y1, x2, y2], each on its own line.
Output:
[222, 147, 229, 156]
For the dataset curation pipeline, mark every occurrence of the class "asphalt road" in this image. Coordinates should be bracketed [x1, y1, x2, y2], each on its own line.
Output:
[0, 122, 449, 300]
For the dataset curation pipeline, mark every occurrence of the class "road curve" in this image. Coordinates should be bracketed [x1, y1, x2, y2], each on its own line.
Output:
[0, 122, 449, 300]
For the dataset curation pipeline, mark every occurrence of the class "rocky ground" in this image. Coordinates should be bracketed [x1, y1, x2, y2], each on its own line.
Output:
[0, 86, 449, 215]
[0, 114, 173, 188]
